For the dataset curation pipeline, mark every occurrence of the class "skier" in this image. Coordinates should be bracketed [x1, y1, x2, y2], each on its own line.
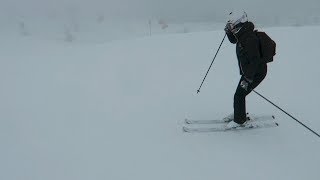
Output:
[224, 12, 268, 129]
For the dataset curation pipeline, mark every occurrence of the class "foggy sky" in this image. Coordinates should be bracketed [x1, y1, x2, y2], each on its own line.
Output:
[1, 0, 320, 23]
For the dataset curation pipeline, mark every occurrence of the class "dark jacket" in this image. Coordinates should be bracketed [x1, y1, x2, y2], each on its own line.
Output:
[226, 22, 262, 80]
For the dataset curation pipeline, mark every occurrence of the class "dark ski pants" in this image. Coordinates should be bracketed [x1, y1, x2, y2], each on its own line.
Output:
[234, 64, 267, 124]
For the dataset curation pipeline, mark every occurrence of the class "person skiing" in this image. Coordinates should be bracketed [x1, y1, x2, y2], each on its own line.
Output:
[224, 12, 268, 129]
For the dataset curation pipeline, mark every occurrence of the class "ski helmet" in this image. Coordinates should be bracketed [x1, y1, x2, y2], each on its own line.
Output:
[227, 11, 248, 34]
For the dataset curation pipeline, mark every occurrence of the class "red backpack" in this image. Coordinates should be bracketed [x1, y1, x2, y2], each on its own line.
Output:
[255, 31, 276, 63]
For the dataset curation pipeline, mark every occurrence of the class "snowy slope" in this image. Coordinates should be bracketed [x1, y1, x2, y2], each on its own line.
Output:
[1, 25, 320, 180]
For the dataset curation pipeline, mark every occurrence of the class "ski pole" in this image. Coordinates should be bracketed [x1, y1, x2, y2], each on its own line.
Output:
[197, 33, 227, 94]
[253, 90, 320, 138]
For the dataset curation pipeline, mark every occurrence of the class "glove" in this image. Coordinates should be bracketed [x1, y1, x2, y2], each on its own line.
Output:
[240, 78, 253, 91]
[224, 23, 232, 33]
[240, 80, 249, 91]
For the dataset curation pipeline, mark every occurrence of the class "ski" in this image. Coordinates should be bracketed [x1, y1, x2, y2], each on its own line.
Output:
[185, 115, 275, 124]
[183, 120, 279, 133]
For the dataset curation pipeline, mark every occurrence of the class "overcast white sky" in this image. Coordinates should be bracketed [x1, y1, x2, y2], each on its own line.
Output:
[1, 0, 320, 23]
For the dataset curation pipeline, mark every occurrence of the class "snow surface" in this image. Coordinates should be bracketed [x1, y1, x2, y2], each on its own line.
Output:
[1, 24, 320, 180]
